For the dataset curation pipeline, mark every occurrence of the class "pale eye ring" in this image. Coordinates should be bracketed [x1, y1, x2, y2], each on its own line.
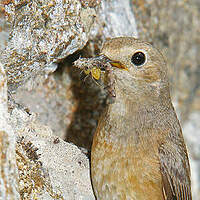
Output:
[131, 51, 146, 66]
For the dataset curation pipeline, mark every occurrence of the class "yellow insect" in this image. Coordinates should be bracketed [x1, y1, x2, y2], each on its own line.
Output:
[74, 56, 116, 101]
[84, 66, 101, 80]
[74, 57, 104, 82]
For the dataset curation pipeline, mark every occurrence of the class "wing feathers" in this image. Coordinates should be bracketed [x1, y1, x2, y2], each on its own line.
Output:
[159, 143, 192, 200]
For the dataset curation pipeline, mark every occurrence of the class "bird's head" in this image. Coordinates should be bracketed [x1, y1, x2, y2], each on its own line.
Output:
[100, 37, 170, 103]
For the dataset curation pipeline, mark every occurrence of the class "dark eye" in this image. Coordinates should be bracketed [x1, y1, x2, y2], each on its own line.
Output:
[131, 52, 146, 66]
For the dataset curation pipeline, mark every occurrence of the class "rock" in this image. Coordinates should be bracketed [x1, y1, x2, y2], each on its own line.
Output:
[183, 112, 200, 200]
[11, 107, 95, 200]
[1, 0, 97, 90]
[0, 0, 99, 199]
[13, 73, 76, 140]
[0, 4, 10, 51]
[0, 62, 19, 199]
[85, 0, 138, 56]
[97, 0, 138, 38]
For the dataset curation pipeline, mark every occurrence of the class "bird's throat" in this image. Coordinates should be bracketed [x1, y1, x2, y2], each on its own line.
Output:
[102, 94, 145, 144]
[100, 88, 172, 147]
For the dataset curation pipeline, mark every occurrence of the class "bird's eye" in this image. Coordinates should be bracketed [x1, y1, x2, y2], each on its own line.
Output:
[131, 51, 146, 66]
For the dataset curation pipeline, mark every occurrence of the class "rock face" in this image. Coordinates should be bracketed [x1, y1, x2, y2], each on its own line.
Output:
[12, 107, 94, 200]
[0, 0, 199, 199]
[0, 62, 19, 199]
[1, 0, 97, 90]
[0, 0, 99, 199]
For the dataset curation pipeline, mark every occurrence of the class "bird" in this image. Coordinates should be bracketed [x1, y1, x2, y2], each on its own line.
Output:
[90, 37, 192, 200]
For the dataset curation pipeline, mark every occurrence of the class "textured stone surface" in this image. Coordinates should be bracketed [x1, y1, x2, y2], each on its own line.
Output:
[183, 112, 200, 199]
[0, 62, 19, 199]
[0, 3, 10, 51]
[85, 0, 138, 56]
[0, 0, 97, 90]
[13, 72, 76, 140]
[0, 0, 99, 199]
[14, 60, 107, 149]
[10, 107, 95, 200]
[98, 0, 138, 38]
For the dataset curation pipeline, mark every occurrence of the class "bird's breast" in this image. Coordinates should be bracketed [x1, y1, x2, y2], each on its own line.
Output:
[91, 105, 165, 200]
[91, 125, 163, 200]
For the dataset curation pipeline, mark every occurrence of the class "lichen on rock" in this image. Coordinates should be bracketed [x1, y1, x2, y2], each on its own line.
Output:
[1, 0, 97, 91]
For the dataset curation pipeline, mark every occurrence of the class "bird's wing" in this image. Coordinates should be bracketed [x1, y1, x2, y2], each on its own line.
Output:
[159, 141, 192, 200]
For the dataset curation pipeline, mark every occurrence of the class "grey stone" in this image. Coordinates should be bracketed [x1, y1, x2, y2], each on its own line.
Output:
[0, 62, 19, 200]
[11, 107, 95, 200]
[183, 112, 200, 199]
[1, 0, 97, 90]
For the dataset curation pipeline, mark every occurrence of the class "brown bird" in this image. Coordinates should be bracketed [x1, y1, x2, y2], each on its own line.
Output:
[89, 37, 192, 200]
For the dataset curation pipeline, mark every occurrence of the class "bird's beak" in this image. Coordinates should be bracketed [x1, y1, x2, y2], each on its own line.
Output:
[99, 54, 128, 71]
[109, 61, 128, 71]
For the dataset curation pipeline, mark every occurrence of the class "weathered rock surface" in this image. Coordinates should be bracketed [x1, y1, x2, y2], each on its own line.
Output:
[11, 107, 94, 200]
[0, 0, 99, 199]
[1, 0, 97, 90]
[95, 0, 138, 38]
[183, 112, 200, 199]
[0, 62, 19, 199]
[0, 5, 10, 51]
